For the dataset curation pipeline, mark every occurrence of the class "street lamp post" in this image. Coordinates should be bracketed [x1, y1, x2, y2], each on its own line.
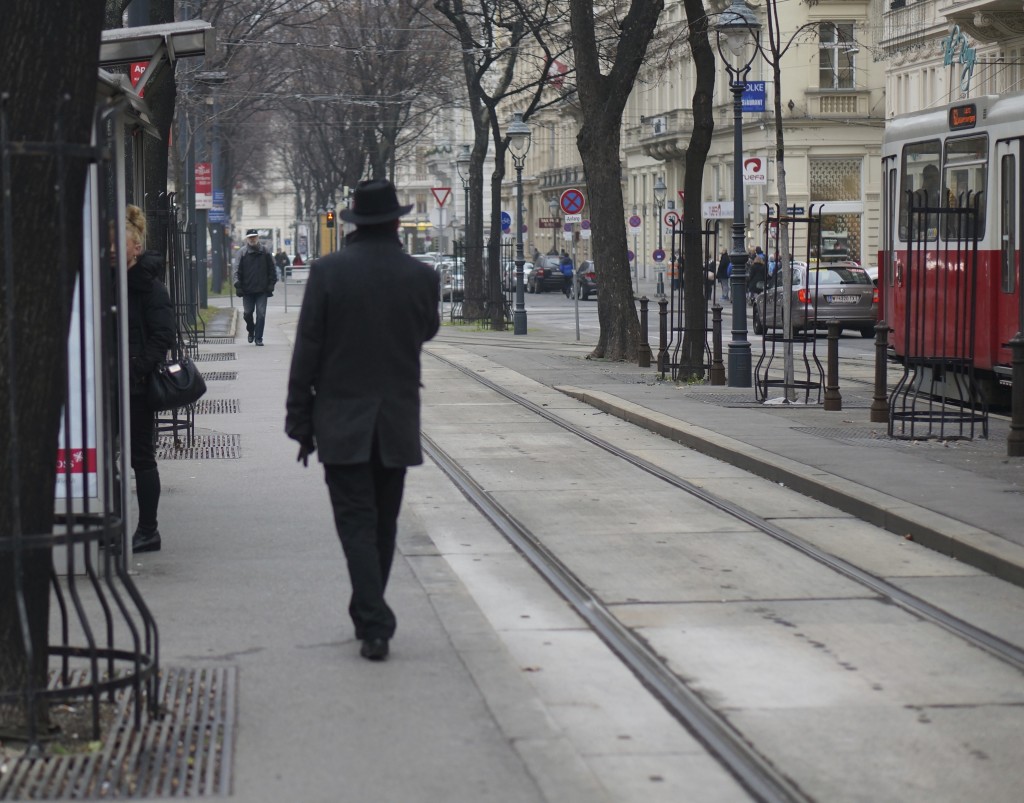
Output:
[715, 0, 761, 388]
[507, 112, 531, 335]
[548, 197, 558, 254]
[653, 176, 666, 296]
[456, 144, 471, 247]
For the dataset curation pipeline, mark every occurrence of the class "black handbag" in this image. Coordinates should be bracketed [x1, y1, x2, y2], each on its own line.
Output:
[147, 357, 207, 411]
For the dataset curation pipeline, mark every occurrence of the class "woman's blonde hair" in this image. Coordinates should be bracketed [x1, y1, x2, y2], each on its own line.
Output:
[126, 204, 147, 250]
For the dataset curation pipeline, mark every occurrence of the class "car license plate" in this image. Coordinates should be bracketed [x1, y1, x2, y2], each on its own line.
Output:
[827, 295, 859, 304]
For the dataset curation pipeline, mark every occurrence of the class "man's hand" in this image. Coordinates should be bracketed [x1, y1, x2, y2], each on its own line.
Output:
[296, 438, 315, 467]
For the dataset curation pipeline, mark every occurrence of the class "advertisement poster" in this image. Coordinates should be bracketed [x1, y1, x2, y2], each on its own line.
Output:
[55, 171, 102, 506]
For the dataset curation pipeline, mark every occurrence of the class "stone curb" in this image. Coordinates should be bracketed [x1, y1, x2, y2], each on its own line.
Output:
[557, 385, 1024, 588]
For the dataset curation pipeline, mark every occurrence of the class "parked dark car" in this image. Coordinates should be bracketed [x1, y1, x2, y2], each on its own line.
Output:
[528, 255, 568, 293]
[571, 260, 598, 300]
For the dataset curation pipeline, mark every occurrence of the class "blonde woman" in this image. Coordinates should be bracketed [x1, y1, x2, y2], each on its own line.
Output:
[125, 204, 175, 552]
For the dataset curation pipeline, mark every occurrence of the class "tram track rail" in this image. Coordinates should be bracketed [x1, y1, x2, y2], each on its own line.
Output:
[423, 349, 1024, 802]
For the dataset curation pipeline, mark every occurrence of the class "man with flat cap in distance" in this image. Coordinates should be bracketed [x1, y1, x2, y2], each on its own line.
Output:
[285, 179, 440, 662]
[234, 228, 277, 345]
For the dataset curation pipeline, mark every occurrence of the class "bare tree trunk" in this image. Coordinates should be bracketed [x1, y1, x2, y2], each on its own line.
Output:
[0, 0, 107, 733]
[679, 0, 716, 379]
[570, 0, 664, 360]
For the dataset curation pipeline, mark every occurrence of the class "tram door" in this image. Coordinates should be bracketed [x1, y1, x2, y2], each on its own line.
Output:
[995, 138, 1022, 371]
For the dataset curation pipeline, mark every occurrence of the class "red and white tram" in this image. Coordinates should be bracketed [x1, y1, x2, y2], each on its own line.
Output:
[880, 93, 1023, 406]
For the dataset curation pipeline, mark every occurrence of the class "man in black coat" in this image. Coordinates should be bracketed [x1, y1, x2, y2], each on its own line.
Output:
[233, 229, 277, 345]
[285, 179, 440, 662]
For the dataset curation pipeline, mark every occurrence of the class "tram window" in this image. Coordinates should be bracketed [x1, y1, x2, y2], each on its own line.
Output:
[1001, 154, 1016, 293]
[899, 140, 940, 240]
[942, 135, 987, 240]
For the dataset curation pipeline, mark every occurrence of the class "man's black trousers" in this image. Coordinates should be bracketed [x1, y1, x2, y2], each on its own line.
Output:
[324, 459, 406, 641]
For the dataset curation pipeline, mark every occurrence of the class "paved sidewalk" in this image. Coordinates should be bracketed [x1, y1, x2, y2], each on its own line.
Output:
[130, 293, 1021, 802]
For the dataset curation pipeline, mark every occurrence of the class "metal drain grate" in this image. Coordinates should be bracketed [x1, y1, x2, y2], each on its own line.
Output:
[194, 352, 236, 362]
[156, 434, 240, 459]
[194, 398, 240, 415]
[201, 337, 235, 345]
[202, 371, 237, 382]
[793, 426, 908, 446]
[0, 666, 236, 800]
[686, 392, 769, 407]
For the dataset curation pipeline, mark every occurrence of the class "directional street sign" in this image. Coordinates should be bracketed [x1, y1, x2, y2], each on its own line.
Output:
[560, 188, 585, 215]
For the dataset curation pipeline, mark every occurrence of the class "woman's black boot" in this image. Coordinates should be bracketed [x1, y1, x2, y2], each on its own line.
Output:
[133, 467, 162, 553]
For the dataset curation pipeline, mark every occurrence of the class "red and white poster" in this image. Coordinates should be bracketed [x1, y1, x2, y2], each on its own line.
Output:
[196, 162, 212, 209]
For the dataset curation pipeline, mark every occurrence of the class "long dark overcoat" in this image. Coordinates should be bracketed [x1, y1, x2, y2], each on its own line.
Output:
[285, 230, 440, 467]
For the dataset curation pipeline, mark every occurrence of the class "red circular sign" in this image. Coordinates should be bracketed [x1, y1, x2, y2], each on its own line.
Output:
[560, 189, 585, 215]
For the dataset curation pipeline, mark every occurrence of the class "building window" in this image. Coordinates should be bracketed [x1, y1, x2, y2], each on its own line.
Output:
[819, 23, 855, 89]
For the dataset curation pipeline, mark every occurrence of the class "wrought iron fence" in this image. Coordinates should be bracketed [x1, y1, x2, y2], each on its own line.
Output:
[753, 205, 827, 403]
[888, 189, 988, 440]
[0, 97, 159, 751]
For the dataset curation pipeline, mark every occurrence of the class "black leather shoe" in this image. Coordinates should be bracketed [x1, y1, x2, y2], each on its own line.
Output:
[359, 638, 389, 661]
[255, 339, 264, 346]
[132, 529, 161, 553]
[247, 332, 255, 343]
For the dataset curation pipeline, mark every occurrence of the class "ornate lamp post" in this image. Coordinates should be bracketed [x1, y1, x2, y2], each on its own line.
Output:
[715, 0, 761, 387]
[653, 176, 666, 296]
[507, 112, 531, 335]
[456, 144, 471, 246]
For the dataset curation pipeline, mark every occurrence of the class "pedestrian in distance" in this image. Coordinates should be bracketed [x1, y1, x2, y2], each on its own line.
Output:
[559, 249, 574, 297]
[124, 204, 175, 554]
[234, 229, 277, 346]
[285, 179, 440, 663]
[748, 248, 767, 302]
[274, 246, 289, 280]
[716, 247, 731, 302]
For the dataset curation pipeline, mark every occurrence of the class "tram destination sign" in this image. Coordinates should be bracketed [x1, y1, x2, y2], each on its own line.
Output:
[949, 103, 977, 130]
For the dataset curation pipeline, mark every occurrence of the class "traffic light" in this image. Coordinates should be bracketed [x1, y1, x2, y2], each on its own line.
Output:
[326, 209, 335, 228]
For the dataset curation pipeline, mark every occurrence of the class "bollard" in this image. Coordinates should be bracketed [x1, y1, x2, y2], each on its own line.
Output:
[1009, 332, 1024, 457]
[824, 320, 842, 411]
[658, 297, 669, 375]
[710, 303, 725, 385]
[870, 320, 890, 423]
[638, 296, 651, 368]
[656, 270, 665, 298]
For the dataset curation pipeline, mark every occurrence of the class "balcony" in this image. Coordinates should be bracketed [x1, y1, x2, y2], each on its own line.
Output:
[939, 0, 1024, 42]
[638, 109, 693, 162]
[804, 89, 874, 117]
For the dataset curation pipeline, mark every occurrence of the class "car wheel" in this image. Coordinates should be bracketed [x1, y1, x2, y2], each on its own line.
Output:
[581, 288, 589, 300]
[752, 305, 764, 335]
[860, 325, 875, 339]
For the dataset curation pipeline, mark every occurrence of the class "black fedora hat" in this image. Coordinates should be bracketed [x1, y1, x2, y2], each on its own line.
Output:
[340, 179, 413, 225]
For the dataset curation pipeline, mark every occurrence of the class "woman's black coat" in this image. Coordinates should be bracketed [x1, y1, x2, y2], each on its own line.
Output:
[127, 250, 175, 397]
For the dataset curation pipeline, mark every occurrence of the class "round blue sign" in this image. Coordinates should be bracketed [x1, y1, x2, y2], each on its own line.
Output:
[500, 210, 512, 229]
[653, 248, 666, 263]
[563, 223, 572, 232]
[628, 215, 642, 228]
[627, 250, 635, 262]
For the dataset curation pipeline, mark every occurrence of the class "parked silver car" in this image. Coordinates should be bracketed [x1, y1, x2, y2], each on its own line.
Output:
[752, 261, 877, 338]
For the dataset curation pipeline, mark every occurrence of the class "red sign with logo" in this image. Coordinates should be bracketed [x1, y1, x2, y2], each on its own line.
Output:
[129, 61, 148, 97]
